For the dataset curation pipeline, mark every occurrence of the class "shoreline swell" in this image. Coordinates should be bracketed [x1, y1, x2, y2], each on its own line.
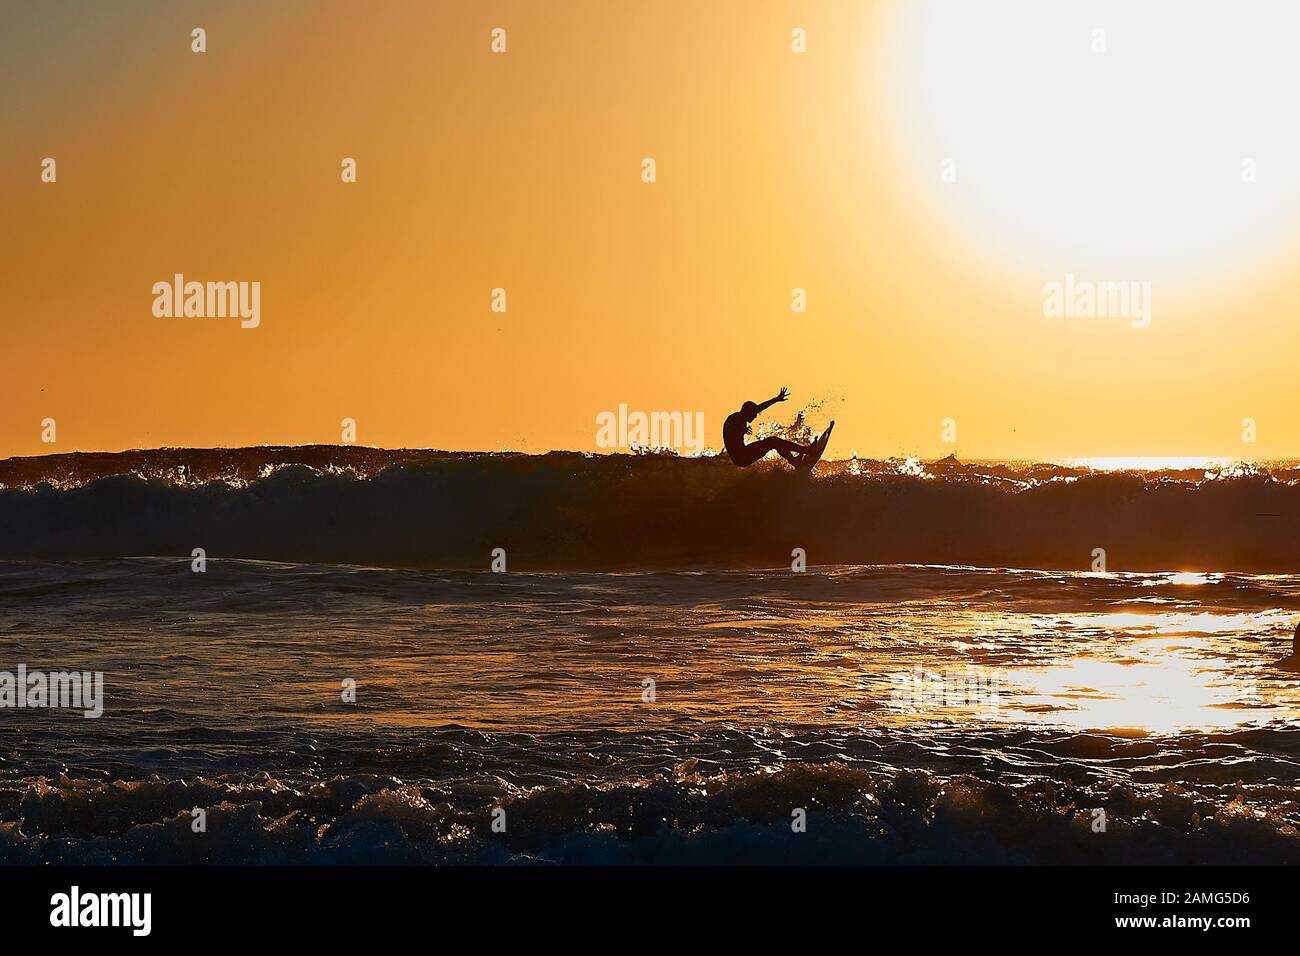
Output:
[1, 447, 1299, 572]
[5, 724, 1300, 865]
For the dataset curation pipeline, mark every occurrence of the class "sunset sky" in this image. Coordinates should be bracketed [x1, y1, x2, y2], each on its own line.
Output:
[7, 0, 1300, 460]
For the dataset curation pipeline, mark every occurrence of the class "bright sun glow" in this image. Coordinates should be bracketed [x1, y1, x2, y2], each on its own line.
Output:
[888, 0, 1300, 280]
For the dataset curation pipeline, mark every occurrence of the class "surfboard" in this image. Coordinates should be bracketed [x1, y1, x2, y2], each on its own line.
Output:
[796, 421, 835, 473]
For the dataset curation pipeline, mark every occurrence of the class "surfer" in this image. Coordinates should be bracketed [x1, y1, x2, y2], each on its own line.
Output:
[722, 388, 834, 469]
[1274, 621, 1300, 671]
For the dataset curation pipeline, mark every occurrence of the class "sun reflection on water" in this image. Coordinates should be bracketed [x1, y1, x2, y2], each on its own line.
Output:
[1159, 572, 1223, 586]
[1001, 631, 1272, 734]
[1059, 610, 1264, 635]
[878, 606, 1294, 735]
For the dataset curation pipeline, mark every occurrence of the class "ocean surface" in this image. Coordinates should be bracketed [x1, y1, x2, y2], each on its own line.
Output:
[2, 449, 1300, 864]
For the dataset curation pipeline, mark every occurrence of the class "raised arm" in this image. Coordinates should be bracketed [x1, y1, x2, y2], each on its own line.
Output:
[755, 387, 789, 415]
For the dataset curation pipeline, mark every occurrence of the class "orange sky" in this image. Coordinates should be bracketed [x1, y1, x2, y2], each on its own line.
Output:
[6, 0, 1300, 461]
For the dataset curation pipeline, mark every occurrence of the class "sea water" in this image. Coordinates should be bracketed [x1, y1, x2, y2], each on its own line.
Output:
[1, 557, 1298, 864]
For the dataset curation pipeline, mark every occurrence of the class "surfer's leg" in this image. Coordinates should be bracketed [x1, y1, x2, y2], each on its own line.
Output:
[771, 437, 813, 457]
[730, 441, 766, 466]
[734, 437, 786, 465]
[737, 437, 812, 466]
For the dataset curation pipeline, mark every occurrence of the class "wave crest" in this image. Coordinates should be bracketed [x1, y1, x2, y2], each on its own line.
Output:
[3, 448, 1300, 570]
[3, 763, 1296, 865]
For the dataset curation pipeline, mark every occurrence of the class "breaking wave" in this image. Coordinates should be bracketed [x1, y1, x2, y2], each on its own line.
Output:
[4, 727, 1300, 865]
[3, 446, 1300, 571]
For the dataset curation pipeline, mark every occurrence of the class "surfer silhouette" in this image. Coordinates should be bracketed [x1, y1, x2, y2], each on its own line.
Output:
[1274, 620, 1300, 671]
[722, 387, 834, 470]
